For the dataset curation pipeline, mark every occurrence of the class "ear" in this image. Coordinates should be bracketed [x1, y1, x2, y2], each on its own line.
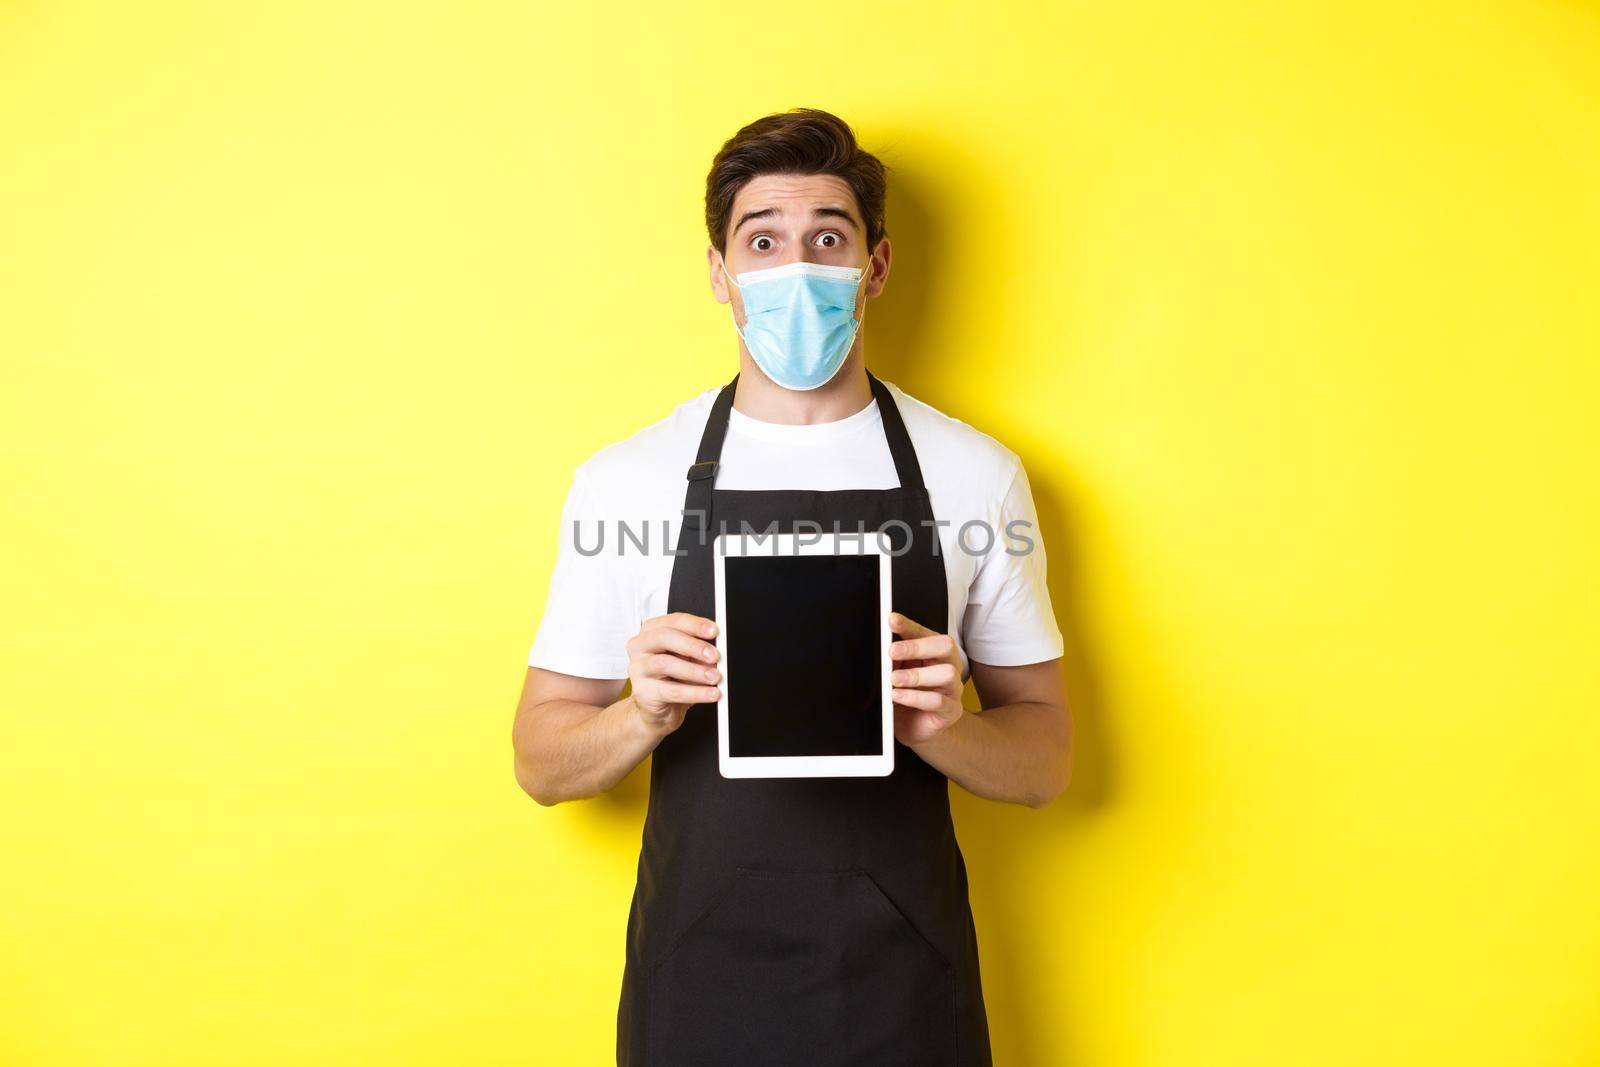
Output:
[707, 246, 733, 305]
[864, 237, 892, 299]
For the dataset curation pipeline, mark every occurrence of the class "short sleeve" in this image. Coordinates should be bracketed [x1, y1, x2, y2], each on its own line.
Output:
[958, 463, 1066, 667]
[527, 467, 636, 679]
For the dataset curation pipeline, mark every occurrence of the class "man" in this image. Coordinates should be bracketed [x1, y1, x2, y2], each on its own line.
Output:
[512, 108, 1071, 1067]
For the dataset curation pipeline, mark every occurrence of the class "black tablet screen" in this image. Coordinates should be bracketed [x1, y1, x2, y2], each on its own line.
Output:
[723, 554, 883, 757]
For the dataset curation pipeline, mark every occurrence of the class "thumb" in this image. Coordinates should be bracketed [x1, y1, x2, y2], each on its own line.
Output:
[888, 611, 934, 638]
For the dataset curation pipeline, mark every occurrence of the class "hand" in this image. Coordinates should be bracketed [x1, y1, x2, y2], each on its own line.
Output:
[888, 612, 967, 746]
[625, 612, 722, 736]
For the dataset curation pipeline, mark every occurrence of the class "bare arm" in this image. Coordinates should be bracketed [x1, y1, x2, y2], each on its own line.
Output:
[888, 613, 1072, 808]
[512, 613, 722, 806]
[514, 609, 1069, 808]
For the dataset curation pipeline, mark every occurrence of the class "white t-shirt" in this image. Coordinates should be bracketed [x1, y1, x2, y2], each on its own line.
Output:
[527, 379, 1064, 680]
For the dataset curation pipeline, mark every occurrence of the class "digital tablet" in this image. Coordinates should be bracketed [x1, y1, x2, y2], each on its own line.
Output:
[712, 530, 895, 778]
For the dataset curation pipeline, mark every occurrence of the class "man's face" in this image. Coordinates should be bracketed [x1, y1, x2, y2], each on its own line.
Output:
[709, 173, 887, 324]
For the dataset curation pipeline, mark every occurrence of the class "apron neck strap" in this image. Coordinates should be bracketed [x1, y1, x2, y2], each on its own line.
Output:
[867, 371, 927, 491]
[683, 370, 927, 519]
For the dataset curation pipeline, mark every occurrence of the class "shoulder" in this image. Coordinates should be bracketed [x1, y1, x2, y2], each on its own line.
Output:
[880, 380, 1022, 500]
[571, 385, 722, 501]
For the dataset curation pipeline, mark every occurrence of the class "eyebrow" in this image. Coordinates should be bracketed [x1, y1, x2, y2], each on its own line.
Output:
[732, 205, 861, 237]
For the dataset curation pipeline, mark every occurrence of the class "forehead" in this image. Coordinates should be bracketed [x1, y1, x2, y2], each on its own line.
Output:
[728, 173, 861, 228]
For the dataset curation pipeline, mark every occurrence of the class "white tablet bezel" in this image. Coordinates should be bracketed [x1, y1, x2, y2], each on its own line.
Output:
[712, 530, 895, 779]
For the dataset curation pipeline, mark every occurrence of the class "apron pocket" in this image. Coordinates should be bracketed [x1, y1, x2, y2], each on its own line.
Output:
[647, 867, 957, 1067]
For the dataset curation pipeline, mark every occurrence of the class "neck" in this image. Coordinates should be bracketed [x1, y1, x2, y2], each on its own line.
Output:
[731, 343, 874, 425]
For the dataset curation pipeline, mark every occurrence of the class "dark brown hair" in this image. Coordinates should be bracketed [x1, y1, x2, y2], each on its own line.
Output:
[705, 108, 888, 256]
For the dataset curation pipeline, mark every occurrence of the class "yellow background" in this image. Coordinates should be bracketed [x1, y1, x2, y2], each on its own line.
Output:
[4, 2, 1599, 1064]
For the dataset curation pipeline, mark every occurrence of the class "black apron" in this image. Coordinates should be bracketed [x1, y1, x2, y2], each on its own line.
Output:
[616, 372, 992, 1067]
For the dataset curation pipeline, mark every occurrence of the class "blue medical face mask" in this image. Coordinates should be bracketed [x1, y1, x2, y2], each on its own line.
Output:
[717, 254, 872, 391]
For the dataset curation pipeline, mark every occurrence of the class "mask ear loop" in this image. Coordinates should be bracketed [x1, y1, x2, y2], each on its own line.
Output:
[842, 257, 872, 357]
[716, 254, 755, 352]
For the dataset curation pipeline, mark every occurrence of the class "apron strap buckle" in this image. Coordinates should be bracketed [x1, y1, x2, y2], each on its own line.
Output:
[686, 460, 719, 482]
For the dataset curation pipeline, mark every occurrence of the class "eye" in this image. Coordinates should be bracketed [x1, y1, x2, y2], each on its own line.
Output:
[749, 234, 776, 252]
[815, 231, 844, 249]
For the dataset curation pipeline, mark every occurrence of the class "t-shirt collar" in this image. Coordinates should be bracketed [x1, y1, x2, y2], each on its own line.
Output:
[725, 396, 883, 445]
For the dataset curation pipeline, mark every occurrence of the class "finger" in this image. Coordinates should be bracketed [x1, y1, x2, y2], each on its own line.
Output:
[890, 662, 958, 690]
[887, 612, 934, 639]
[646, 680, 722, 706]
[641, 653, 721, 686]
[644, 612, 718, 640]
[890, 633, 956, 663]
[891, 687, 945, 711]
[632, 626, 719, 663]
